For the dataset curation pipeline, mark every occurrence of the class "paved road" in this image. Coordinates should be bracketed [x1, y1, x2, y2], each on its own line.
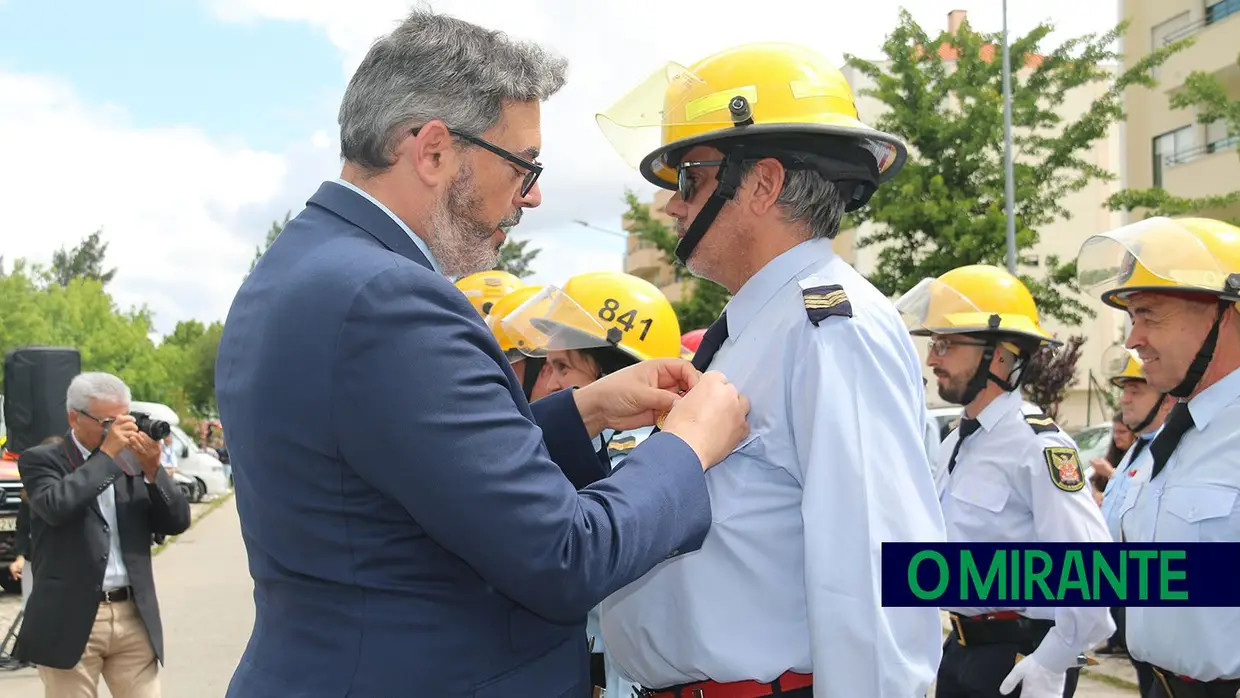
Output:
[0, 497, 1140, 697]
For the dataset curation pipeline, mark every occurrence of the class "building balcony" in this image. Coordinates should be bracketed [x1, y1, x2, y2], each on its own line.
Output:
[623, 244, 669, 277]
[1162, 136, 1240, 199]
[1160, 3, 1240, 88]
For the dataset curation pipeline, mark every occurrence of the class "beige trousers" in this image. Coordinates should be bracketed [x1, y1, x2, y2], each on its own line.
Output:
[37, 598, 160, 698]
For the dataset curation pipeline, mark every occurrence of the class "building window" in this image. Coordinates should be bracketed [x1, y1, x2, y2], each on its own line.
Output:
[1206, 0, 1240, 24]
[1152, 126, 1197, 186]
[1153, 11, 1192, 47]
[1206, 120, 1238, 153]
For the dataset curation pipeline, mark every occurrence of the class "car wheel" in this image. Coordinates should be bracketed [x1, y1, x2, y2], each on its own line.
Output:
[177, 482, 194, 500]
[194, 478, 206, 503]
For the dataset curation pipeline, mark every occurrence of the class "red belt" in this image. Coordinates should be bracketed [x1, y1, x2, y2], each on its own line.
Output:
[641, 671, 812, 698]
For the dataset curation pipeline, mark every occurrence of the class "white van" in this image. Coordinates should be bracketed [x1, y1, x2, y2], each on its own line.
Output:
[130, 401, 230, 501]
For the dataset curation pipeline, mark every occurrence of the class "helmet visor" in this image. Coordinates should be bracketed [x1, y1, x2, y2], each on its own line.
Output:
[1101, 344, 1140, 378]
[1076, 217, 1231, 299]
[501, 286, 612, 358]
[894, 277, 993, 334]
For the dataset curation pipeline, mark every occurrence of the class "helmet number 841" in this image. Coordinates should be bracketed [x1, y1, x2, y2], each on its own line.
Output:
[598, 298, 654, 341]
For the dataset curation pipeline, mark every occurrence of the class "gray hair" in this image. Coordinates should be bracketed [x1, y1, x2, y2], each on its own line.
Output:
[66, 372, 131, 413]
[739, 164, 848, 240]
[338, 8, 569, 171]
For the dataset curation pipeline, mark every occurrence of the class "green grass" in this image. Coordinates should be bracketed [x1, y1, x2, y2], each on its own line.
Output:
[152, 490, 234, 557]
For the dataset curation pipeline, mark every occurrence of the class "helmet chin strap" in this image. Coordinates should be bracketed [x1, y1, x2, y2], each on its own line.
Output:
[520, 357, 545, 402]
[1128, 392, 1167, 434]
[1169, 300, 1229, 398]
[956, 316, 1027, 406]
[674, 153, 746, 266]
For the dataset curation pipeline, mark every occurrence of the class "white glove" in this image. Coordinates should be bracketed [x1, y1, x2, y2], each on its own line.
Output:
[999, 654, 1065, 698]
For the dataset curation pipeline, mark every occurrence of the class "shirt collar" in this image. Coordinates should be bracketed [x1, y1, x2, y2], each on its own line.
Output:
[332, 178, 443, 276]
[70, 430, 91, 459]
[1187, 364, 1240, 430]
[725, 238, 837, 339]
[977, 389, 1024, 432]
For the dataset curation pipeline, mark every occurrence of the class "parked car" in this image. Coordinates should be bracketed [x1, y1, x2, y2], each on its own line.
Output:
[0, 452, 23, 593]
[928, 405, 964, 441]
[129, 401, 229, 501]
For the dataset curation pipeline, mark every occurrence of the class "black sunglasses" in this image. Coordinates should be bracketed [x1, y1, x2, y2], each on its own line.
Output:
[676, 160, 724, 202]
[77, 408, 116, 429]
[412, 126, 542, 197]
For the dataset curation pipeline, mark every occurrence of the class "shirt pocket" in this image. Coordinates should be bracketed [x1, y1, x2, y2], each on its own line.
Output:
[1159, 485, 1240, 543]
[949, 477, 1010, 528]
[705, 433, 774, 522]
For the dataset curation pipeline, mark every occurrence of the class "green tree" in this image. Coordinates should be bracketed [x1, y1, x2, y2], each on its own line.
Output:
[844, 10, 1190, 326]
[251, 212, 291, 272]
[494, 238, 541, 278]
[1107, 52, 1240, 222]
[622, 190, 730, 330]
[49, 229, 118, 288]
[157, 319, 224, 415]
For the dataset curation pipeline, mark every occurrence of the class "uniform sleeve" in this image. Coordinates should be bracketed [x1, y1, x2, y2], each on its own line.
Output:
[1022, 431, 1117, 673]
[789, 320, 947, 698]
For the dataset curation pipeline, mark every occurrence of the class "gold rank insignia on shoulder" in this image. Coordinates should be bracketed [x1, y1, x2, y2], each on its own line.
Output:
[1023, 412, 1060, 435]
[1044, 446, 1085, 492]
[607, 435, 638, 459]
[798, 279, 853, 326]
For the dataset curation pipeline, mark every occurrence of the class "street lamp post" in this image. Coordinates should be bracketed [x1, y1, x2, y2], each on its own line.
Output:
[572, 219, 631, 270]
[1002, 0, 1017, 274]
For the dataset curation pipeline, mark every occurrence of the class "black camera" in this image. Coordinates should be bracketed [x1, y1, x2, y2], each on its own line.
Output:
[131, 411, 171, 441]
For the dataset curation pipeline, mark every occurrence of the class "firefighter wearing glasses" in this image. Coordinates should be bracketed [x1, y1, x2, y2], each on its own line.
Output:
[1076, 217, 1240, 698]
[590, 42, 946, 698]
[454, 269, 524, 318]
[895, 264, 1114, 698]
[503, 270, 679, 698]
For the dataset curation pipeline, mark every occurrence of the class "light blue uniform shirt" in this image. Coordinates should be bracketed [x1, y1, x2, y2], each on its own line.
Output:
[331, 179, 443, 275]
[586, 426, 650, 698]
[600, 239, 947, 697]
[1099, 429, 1158, 541]
[1119, 367, 1240, 681]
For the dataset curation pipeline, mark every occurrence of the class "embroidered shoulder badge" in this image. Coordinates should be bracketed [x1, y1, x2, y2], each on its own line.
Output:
[606, 435, 638, 460]
[1044, 447, 1085, 492]
[797, 279, 853, 326]
[1024, 413, 1060, 434]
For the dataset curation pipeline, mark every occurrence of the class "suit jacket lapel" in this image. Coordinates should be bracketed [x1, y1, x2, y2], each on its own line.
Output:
[62, 431, 106, 524]
[306, 181, 435, 272]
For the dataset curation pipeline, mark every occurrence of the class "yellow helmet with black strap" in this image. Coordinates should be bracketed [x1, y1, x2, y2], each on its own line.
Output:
[1101, 344, 1169, 434]
[1077, 216, 1240, 397]
[896, 264, 1058, 405]
[596, 43, 907, 265]
[455, 270, 525, 318]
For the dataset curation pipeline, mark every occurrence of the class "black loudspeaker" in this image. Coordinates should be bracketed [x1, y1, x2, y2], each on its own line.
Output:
[3, 346, 82, 453]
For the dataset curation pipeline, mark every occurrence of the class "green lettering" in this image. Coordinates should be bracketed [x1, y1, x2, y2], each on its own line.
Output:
[962, 551, 1004, 602]
[909, 551, 949, 600]
[1009, 548, 1019, 601]
[1023, 550, 1055, 601]
[1058, 550, 1089, 601]
[1159, 550, 1188, 601]
[1128, 550, 1158, 601]
[1092, 549, 1126, 602]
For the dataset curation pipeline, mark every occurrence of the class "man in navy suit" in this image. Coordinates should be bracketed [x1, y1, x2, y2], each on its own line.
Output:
[214, 9, 751, 698]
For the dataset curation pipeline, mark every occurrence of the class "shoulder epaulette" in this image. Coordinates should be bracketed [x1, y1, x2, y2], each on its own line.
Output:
[1024, 412, 1061, 434]
[797, 277, 852, 326]
[606, 435, 638, 460]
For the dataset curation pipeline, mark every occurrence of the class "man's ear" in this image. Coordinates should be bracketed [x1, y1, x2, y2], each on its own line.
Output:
[743, 158, 786, 216]
[402, 120, 458, 187]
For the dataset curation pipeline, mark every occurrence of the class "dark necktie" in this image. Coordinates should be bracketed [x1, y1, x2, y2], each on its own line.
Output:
[1128, 434, 1152, 463]
[946, 418, 981, 475]
[691, 312, 730, 371]
[1149, 402, 1194, 481]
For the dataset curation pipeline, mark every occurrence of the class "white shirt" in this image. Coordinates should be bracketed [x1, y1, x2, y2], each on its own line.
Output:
[938, 389, 1115, 673]
[1119, 366, 1240, 681]
[331, 179, 443, 275]
[72, 432, 130, 591]
[600, 238, 947, 697]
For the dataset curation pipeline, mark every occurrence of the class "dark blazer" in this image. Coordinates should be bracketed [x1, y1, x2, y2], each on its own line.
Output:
[214, 181, 712, 698]
[13, 496, 30, 559]
[16, 435, 191, 669]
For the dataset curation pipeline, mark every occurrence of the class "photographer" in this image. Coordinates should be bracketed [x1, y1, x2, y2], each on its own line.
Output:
[15, 372, 190, 697]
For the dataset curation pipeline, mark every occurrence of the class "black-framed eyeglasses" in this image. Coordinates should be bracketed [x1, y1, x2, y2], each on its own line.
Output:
[77, 408, 116, 429]
[676, 160, 724, 202]
[929, 337, 990, 357]
[412, 126, 543, 197]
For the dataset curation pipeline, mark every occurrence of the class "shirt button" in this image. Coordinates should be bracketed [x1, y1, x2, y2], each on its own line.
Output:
[103, 525, 109, 533]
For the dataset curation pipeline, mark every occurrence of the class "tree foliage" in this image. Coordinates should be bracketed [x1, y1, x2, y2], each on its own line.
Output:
[250, 212, 290, 272]
[1107, 51, 1240, 222]
[50, 229, 118, 288]
[494, 238, 541, 278]
[622, 189, 730, 330]
[844, 10, 1190, 326]
[1020, 334, 1086, 420]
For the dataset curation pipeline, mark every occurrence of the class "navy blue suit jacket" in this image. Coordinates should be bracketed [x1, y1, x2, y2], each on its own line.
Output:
[215, 181, 712, 697]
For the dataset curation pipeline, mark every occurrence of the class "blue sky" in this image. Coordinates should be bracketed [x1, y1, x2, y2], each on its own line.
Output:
[0, 0, 1119, 336]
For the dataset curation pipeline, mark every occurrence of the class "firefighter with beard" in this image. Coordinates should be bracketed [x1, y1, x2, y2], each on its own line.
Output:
[503, 270, 681, 698]
[1076, 216, 1240, 698]
[895, 264, 1114, 698]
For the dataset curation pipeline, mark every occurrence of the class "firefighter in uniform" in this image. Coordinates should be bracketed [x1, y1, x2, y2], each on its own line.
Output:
[895, 264, 1115, 698]
[1076, 216, 1240, 698]
[454, 269, 524, 318]
[588, 42, 946, 698]
[503, 270, 681, 698]
[1094, 346, 1172, 696]
[483, 284, 553, 402]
